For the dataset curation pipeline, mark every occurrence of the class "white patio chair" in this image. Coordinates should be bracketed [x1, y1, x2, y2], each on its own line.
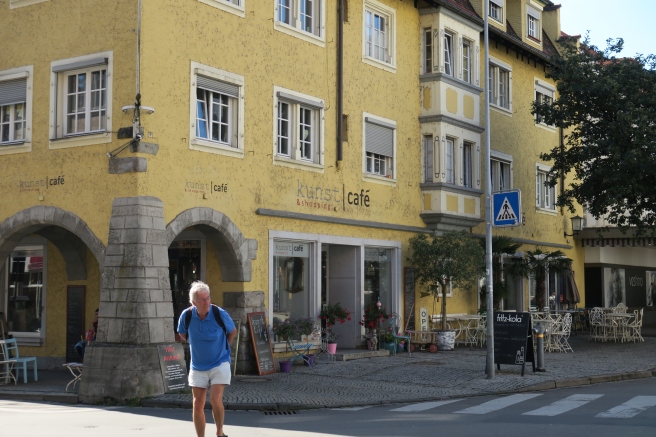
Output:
[556, 313, 573, 353]
[627, 308, 644, 343]
[588, 307, 604, 341]
[612, 303, 627, 313]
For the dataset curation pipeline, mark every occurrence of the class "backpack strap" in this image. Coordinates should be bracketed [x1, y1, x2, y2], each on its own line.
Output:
[184, 305, 229, 351]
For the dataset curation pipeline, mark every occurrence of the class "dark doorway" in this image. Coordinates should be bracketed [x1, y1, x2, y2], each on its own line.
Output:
[168, 240, 201, 327]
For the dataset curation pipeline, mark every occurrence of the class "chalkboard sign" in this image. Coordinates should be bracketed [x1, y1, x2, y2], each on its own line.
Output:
[66, 286, 86, 362]
[157, 343, 188, 392]
[247, 312, 276, 375]
[493, 311, 535, 376]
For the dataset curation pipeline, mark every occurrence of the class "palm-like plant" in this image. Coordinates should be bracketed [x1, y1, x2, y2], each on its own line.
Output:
[512, 247, 572, 310]
[479, 236, 522, 312]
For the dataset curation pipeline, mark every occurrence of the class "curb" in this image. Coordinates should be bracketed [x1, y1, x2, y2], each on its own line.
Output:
[0, 392, 79, 404]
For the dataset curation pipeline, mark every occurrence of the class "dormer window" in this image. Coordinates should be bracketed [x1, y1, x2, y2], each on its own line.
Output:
[527, 6, 541, 41]
[489, 0, 503, 23]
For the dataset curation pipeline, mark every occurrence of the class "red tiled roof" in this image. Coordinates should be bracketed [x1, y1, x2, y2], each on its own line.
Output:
[437, 0, 481, 20]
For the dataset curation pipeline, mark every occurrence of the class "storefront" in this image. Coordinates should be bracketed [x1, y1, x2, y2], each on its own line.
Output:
[269, 231, 401, 349]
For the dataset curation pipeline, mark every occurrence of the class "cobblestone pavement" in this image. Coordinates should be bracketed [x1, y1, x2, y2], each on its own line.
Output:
[144, 336, 656, 410]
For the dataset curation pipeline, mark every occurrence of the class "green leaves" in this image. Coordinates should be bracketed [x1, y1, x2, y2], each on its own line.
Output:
[533, 36, 656, 236]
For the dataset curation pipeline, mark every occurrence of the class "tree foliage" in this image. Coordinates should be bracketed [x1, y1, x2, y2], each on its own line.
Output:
[408, 231, 485, 330]
[533, 36, 656, 235]
[478, 236, 522, 312]
[509, 248, 572, 310]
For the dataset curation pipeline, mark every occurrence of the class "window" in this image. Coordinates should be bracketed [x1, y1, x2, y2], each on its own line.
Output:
[6, 241, 46, 345]
[9, 0, 50, 9]
[424, 135, 433, 183]
[445, 137, 454, 184]
[0, 75, 27, 145]
[462, 39, 471, 83]
[364, 115, 395, 179]
[275, 88, 324, 166]
[198, 0, 244, 17]
[489, 0, 503, 22]
[462, 142, 472, 188]
[272, 241, 312, 326]
[535, 79, 555, 125]
[489, 61, 511, 111]
[190, 62, 244, 156]
[275, 0, 324, 43]
[527, 6, 541, 41]
[536, 165, 556, 210]
[443, 31, 454, 76]
[363, 0, 396, 69]
[50, 53, 112, 148]
[490, 156, 511, 192]
[424, 28, 432, 74]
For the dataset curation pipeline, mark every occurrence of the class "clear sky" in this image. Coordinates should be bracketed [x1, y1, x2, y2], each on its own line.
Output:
[558, 0, 656, 57]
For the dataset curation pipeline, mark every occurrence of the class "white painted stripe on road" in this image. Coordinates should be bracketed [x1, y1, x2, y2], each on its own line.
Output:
[596, 396, 656, 419]
[523, 394, 604, 416]
[455, 394, 542, 415]
[330, 406, 373, 411]
[390, 399, 463, 412]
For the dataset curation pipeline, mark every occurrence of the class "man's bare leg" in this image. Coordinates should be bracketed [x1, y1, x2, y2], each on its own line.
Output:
[192, 386, 208, 437]
[209, 383, 227, 436]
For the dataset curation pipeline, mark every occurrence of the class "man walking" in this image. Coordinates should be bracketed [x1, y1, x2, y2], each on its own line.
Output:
[178, 281, 237, 437]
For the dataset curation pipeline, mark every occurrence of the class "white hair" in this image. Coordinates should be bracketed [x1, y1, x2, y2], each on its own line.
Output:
[189, 281, 210, 304]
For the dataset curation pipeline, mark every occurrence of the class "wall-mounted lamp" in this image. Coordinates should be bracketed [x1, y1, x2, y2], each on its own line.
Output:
[564, 215, 584, 238]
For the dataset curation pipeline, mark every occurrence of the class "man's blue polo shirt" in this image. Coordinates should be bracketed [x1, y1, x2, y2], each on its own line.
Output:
[177, 306, 235, 371]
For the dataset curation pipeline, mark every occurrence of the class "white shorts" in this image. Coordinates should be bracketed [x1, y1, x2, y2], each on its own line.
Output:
[188, 361, 231, 388]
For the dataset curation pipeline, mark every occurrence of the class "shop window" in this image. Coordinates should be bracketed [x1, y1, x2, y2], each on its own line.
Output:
[272, 241, 312, 330]
[6, 243, 46, 345]
[364, 247, 392, 314]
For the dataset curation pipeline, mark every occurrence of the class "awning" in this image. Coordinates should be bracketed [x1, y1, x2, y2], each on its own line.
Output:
[563, 266, 581, 305]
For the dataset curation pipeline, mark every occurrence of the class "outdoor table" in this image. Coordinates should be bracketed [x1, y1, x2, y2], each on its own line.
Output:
[63, 362, 83, 392]
[605, 313, 633, 341]
[446, 315, 482, 345]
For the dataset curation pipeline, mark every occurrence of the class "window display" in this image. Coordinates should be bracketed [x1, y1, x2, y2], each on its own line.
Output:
[364, 247, 392, 313]
[273, 241, 311, 324]
[7, 246, 44, 334]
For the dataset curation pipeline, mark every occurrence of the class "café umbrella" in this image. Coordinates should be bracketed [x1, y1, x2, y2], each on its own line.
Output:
[563, 267, 581, 305]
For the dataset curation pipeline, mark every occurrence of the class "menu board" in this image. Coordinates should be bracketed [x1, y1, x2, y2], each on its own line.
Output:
[493, 311, 535, 376]
[65, 286, 85, 362]
[157, 343, 188, 392]
[247, 312, 276, 375]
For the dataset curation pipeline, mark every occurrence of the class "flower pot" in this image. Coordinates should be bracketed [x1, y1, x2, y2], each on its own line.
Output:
[436, 329, 456, 351]
[326, 342, 337, 355]
[302, 354, 315, 366]
[279, 361, 292, 373]
[396, 343, 405, 353]
[383, 341, 396, 353]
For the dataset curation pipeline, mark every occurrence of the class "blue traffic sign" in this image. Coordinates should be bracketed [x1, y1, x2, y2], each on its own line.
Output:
[492, 190, 521, 227]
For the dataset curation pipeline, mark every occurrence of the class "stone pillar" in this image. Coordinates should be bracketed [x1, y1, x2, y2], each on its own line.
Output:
[80, 196, 173, 402]
[223, 291, 265, 375]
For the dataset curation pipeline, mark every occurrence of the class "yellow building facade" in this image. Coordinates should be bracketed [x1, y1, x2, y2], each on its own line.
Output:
[0, 0, 586, 400]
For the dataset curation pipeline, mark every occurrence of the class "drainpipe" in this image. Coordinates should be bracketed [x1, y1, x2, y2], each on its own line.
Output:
[336, 0, 344, 171]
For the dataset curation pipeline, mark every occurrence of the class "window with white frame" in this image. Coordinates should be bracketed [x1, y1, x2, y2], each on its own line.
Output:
[0, 72, 28, 146]
[445, 137, 455, 184]
[462, 141, 472, 188]
[462, 39, 472, 83]
[276, 0, 323, 38]
[489, 61, 511, 110]
[443, 30, 454, 76]
[536, 165, 556, 210]
[535, 79, 555, 125]
[50, 53, 112, 146]
[424, 135, 433, 183]
[489, 0, 503, 23]
[275, 88, 324, 166]
[363, 0, 395, 68]
[9, 0, 50, 9]
[527, 6, 541, 40]
[198, 0, 244, 17]
[190, 62, 244, 155]
[424, 28, 432, 74]
[364, 115, 395, 179]
[490, 156, 512, 192]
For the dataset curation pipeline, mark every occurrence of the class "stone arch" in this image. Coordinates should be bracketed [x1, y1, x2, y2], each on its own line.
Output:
[0, 206, 106, 279]
[166, 207, 257, 282]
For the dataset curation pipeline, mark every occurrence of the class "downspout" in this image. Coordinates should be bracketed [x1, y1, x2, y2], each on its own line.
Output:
[336, 0, 344, 171]
[136, 0, 141, 97]
[559, 126, 565, 204]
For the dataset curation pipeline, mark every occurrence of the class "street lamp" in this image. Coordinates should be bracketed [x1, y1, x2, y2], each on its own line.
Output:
[564, 215, 584, 238]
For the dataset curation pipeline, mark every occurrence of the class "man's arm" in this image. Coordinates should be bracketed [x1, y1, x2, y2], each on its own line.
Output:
[227, 327, 237, 345]
[179, 334, 187, 343]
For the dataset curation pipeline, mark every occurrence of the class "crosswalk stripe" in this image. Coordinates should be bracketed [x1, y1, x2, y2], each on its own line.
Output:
[331, 406, 373, 411]
[596, 396, 656, 419]
[390, 399, 463, 412]
[523, 394, 604, 416]
[455, 394, 542, 415]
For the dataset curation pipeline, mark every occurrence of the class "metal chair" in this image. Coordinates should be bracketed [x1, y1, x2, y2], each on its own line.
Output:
[0, 359, 17, 385]
[1, 338, 37, 383]
[389, 313, 411, 356]
[556, 313, 573, 353]
[627, 309, 644, 343]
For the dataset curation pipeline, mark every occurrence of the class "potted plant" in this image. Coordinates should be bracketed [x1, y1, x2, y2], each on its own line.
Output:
[381, 328, 396, 353]
[319, 302, 351, 354]
[272, 318, 298, 343]
[408, 231, 485, 350]
[360, 300, 390, 350]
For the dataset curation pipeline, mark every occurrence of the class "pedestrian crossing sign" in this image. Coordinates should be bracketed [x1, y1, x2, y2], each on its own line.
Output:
[492, 190, 521, 227]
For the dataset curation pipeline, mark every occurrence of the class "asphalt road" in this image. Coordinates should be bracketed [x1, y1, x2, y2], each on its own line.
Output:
[1, 378, 655, 437]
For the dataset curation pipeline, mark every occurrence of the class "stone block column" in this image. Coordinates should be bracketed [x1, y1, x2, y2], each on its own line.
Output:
[80, 196, 173, 402]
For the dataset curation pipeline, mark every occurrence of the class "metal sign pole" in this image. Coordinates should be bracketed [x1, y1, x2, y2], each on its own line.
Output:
[484, 0, 495, 379]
